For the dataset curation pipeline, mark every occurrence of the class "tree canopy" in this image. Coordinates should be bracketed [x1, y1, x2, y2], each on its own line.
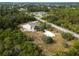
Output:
[0, 29, 42, 56]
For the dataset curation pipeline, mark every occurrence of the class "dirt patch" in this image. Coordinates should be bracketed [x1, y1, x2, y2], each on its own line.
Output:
[22, 30, 68, 56]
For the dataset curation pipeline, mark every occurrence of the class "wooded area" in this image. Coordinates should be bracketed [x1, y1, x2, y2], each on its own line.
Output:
[43, 7, 79, 34]
[0, 4, 42, 56]
[0, 2, 79, 56]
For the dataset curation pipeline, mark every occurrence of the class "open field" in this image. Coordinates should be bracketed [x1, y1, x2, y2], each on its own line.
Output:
[21, 28, 69, 55]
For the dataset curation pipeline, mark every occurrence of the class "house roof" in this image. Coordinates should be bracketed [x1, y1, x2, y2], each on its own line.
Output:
[28, 21, 38, 28]
[20, 21, 38, 32]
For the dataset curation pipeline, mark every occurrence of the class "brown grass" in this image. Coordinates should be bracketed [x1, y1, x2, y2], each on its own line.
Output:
[22, 30, 68, 55]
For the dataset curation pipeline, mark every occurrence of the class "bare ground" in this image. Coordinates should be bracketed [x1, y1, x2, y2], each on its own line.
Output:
[22, 30, 68, 56]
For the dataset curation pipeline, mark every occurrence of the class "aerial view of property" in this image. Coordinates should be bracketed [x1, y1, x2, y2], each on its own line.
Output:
[0, 2, 79, 56]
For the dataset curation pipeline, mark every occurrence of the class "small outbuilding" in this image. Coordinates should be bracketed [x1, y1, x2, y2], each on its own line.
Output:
[43, 30, 55, 37]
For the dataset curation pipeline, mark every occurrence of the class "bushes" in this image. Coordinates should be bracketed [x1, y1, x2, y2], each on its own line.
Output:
[40, 23, 52, 30]
[0, 29, 42, 56]
[0, 5, 42, 56]
[0, 7, 36, 29]
[0, 14, 36, 29]
[62, 33, 75, 41]
[35, 22, 52, 32]
[55, 51, 67, 56]
[66, 40, 79, 56]
[42, 35, 53, 44]
[72, 40, 79, 49]
[66, 47, 77, 56]
[43, 8, 79, 34]
[27, 6, 49, 12]
[34, 25, 44, 31]
[35, 23, 48, 31]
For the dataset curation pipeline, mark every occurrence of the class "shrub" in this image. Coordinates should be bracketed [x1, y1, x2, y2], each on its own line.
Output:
[66, 47, 77, 56]
[72, 40, 79, 49]
[0, 29, 42, 56]
[62, 33, 75, 41]
[42, 35, 53, 44]
[34, 25, 44, 31]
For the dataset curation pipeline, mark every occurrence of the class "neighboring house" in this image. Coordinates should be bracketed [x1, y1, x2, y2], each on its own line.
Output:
[43, 30, 55, 37]
[31, 11, 47, 18]
[20, 21, 38, 32]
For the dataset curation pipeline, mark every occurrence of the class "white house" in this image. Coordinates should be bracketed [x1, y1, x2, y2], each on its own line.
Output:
[43, 30, 55, 37]
[20, 21, 38, 32]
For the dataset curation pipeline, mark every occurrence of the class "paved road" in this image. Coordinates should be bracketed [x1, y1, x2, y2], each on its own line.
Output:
[35, 17, 79, 39]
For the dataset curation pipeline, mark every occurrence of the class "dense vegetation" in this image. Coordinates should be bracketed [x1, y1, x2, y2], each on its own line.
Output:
[0, 4, 42, 56]
[66, 40, 79, 56]
[43, 7, 79, 34]
[0, 6, 36, 29]
[27, 5, 49, 12]
[62, 33, 75, 41]
[42, 35, 53, 44]
[35, 23, 51, 31]
[0, 2, 79, 56]
[0, 29, 42, 56]
[42, 7, 79, 56]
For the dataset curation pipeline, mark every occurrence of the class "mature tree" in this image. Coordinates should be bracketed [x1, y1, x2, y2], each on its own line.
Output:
[42, 35, 53, 44]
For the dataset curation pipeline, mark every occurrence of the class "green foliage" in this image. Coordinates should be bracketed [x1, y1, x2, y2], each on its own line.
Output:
[0, 4, 42, 56]
[55, 51, 67, 56]
[19, 42, 41, 56]
[35, 22, 52, 32]
[40, 23, 51, 30]
[0, 29, 42, 56]
[27, 6, 49, 12]
[42, 35, 53, 44]
[0, 7, 36, 29]
[66, 47, 77, 56]
[34, 25, 44, 31]
[62, 33, 75, 41]
[43, 8, 79, 34]
[35, 23, 48, 31]
[72, 40, 79, 49]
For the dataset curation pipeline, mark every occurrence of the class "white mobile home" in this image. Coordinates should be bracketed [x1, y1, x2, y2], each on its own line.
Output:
[43, 30, 55, 37]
